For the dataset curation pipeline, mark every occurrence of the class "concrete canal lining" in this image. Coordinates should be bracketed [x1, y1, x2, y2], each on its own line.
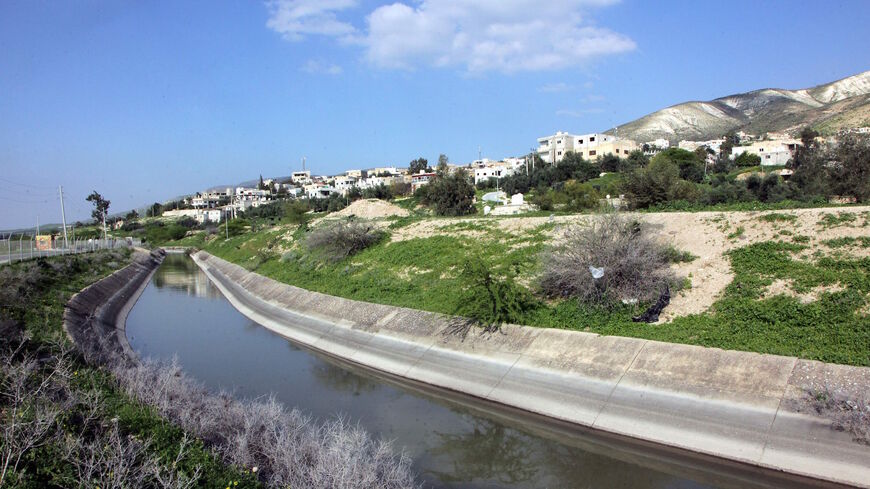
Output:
[191, 250, 870, 488]
[63, 249, 166, 363]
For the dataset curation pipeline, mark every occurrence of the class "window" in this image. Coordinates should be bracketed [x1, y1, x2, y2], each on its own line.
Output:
[589, 150, 596, 156]
[578, 139, 583, 144]
[557, 151, 562, 155]
[557, 140, 561, 144]
[590, 136, 595, 142]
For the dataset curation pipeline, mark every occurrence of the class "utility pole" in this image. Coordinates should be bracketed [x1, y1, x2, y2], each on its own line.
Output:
[302, 156, 306, 172]
[36, 216, 40, 237]
[225, 208, 229, 239]
[59, 185, 69, 249]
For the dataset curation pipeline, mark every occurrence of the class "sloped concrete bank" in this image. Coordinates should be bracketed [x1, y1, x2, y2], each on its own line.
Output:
[64, 249, 166, 363]
[191, 251, 870, 488]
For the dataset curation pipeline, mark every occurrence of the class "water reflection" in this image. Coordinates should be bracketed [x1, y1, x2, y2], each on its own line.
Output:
[312, 361, 380, 396]
[428, 419, 538, 485]
[152, 254, 222, 298]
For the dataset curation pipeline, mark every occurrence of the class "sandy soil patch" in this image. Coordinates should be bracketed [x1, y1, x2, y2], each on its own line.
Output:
[326, 199, 410, 220]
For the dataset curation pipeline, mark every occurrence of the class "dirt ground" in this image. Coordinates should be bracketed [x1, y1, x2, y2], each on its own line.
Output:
[321, 199, 409, 221]
[385, 206, 870, 322]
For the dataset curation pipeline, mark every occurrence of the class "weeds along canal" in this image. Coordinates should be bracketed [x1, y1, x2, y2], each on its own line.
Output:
[125, 253, 819, 489]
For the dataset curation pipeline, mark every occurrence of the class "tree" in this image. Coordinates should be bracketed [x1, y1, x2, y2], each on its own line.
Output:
[147, 202, 163, 217]
[421, 168, 475, 216]
[622, 157, 699, 208]
[829, 134, 870, 202]
[437, 154, 449, 174]
[86, 191, 110, 224]
[650, 148, 705, 183]
[598, 153, 621, 172]
[258, 174, 267, 190]
[734, 152, 761, 167]
[409, 157, 430, 174]
[125, 209, 139, 220]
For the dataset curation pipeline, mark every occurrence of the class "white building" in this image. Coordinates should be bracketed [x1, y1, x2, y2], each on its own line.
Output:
[537, 132, 638, 163]
[731, 139, 801, 166]
[678, 139, 725, 153]
[291, 171, 312, 185]
[474, 163, 514, 184]
[306, 185, 337, 199]
[333, 176, 358, 195]
[345, 169, 363, 178]
[370, 166, 400, 176]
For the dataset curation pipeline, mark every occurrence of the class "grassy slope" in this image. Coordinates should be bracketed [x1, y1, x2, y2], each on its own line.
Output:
[0, 251, 258, 488]
[181, 211, 870, 367]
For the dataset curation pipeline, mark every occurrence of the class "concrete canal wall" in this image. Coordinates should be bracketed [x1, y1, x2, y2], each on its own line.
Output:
[64, 249, 166, 363]
[192, 250, 870, 488]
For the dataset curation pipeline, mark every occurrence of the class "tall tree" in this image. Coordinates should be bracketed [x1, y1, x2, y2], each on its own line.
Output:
[409, 157, 430, 174]
[437, 154, 449, 174]
[86, 191, 110, 224]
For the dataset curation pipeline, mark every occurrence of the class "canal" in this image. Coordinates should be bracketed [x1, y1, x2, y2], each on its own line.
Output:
[125, 253, 804, 489]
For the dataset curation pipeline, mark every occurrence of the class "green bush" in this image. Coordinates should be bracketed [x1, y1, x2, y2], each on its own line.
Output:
[453, 259, 538, 331]
[417, 169, 476, 216]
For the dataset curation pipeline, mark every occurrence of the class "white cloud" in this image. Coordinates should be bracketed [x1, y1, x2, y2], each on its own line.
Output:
[301, 59, 343, 75]
[265, 0, 359, 41]
[539, 82, 573, 93]
[363, 1, 635, 73]
[266, 0, 635, 74]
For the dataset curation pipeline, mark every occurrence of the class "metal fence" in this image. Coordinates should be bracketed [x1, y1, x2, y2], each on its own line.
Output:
[0, 236, 142, 265]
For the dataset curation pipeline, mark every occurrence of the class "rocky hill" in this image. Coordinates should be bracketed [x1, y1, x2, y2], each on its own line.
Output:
[610, 70, 870, 143]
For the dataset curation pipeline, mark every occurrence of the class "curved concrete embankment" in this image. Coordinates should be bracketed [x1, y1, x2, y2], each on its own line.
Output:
[64, 249, 166, 363]
[191, 250, 870, 488]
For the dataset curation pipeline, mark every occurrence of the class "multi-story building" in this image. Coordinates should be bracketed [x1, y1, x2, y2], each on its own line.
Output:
[411, 172, 436, 192]
[537, 132, 637, 163]
[345, 169, 363, 178]
[333, 176, 358, 195]
[291, 171, 312, 185]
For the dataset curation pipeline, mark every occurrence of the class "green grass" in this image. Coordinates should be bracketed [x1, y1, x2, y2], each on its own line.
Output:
[823, 236, 870, 249]
[202, 217, 870, 366]
[759, 212, 798, 223]
[818, 212, 858, 229]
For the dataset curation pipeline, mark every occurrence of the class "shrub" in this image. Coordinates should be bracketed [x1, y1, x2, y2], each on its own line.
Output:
[305, 220, 386, 262]
[452, 259, 538, 332]
[622, 157, 700, 208]
[735, 151, 761, 167]
[539, 213, 676, 306]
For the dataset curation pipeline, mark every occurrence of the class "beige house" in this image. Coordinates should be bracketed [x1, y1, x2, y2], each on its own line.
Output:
[537, 132, 637, 163]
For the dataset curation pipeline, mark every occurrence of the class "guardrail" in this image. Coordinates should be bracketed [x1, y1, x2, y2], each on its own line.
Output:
[0, 235, 142, 265]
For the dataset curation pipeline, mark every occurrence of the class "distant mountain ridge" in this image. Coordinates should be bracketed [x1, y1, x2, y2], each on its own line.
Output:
[609, 70, 870, 143]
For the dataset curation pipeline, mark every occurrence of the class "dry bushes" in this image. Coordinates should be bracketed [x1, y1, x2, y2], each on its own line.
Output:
[113, 358, 418, 489]
[305, 219, 386, 262]
[540, 213, 675, 306]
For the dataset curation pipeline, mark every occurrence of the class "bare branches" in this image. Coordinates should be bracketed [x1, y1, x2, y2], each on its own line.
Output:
[540, 213, 675, 307]
[112, 358, 418, 488]
[306, 219, 386, 262]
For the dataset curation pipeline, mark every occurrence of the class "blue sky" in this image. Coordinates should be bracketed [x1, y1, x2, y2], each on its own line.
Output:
[1, 0, 868, 229]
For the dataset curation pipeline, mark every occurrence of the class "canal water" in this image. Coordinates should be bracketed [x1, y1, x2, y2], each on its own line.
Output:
[125, 254, 789, 489]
